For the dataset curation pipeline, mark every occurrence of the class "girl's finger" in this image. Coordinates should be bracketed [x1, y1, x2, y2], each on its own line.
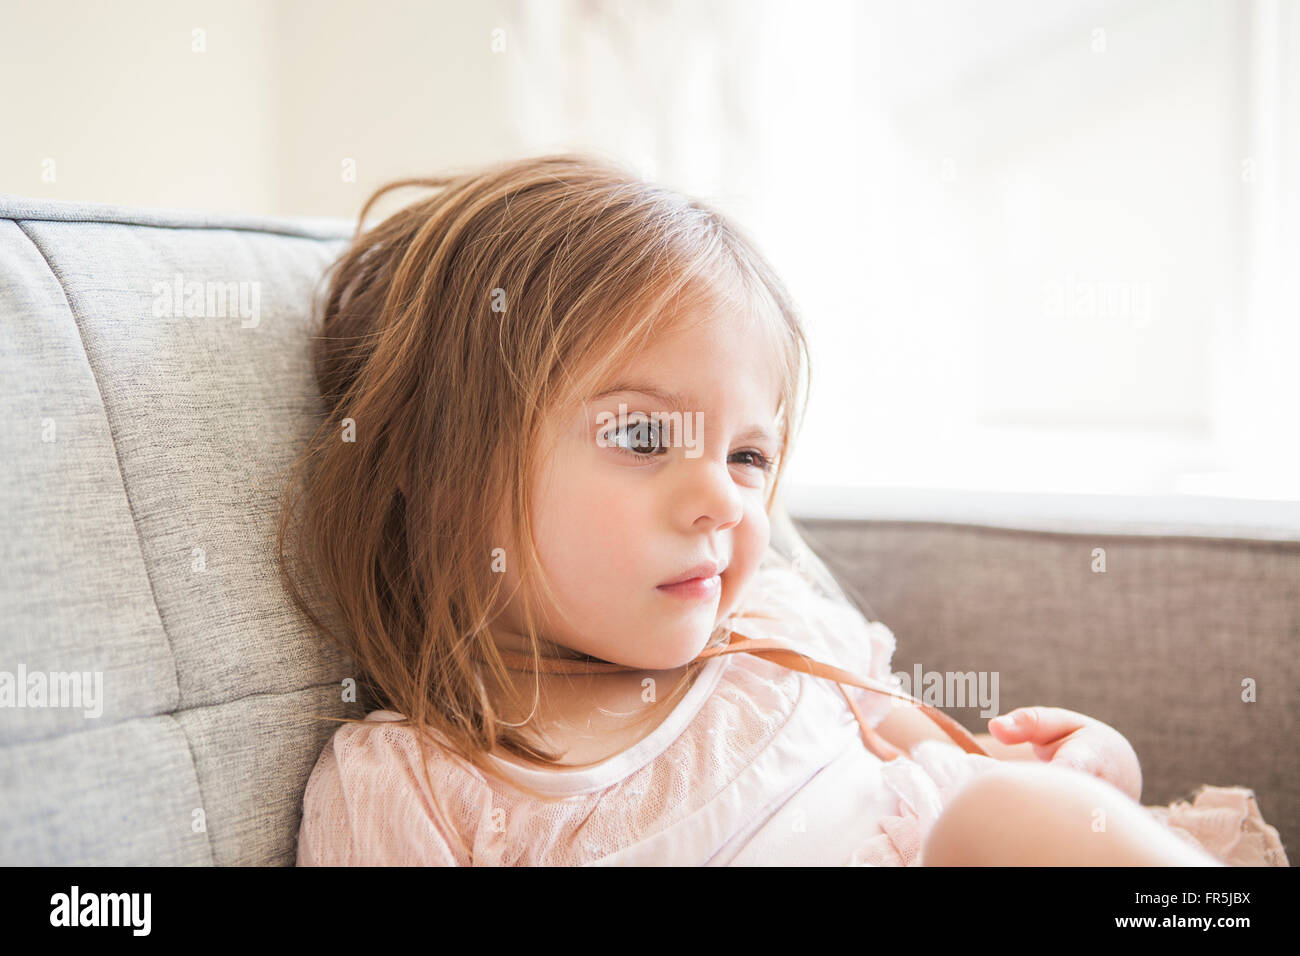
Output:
[988, 706, 1090, 745]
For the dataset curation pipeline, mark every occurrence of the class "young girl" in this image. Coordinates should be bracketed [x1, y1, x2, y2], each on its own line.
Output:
[283, 154, 1288, 867]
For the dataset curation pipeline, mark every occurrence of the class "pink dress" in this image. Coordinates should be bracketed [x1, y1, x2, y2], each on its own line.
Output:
[296, 563, 1289, 866]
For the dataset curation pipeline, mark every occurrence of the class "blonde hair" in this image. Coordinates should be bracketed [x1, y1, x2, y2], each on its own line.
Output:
[277, 152, 814, 861]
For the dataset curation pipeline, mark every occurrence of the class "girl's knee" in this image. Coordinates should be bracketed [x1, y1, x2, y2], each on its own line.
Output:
[921, 766, 1029, 865]
[923, 765, 1099, 865]
[922, 763, 1221, 866]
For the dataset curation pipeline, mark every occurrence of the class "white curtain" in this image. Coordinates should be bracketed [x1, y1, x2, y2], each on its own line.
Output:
[501, 0, 1300, 504]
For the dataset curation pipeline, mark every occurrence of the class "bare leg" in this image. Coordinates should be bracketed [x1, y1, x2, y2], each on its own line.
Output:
[921, 762, 1224, 866]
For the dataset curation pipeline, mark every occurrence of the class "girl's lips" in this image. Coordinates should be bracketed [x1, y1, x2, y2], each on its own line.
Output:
[656, 574, 722, 601]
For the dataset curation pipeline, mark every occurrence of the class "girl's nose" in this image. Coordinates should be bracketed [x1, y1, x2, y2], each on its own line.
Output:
[678, 458, 744, 532]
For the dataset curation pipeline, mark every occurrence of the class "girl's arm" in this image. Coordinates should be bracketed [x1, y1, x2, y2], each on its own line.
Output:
[874, 704, 1040, 760]
[879, 702, 1146, 803]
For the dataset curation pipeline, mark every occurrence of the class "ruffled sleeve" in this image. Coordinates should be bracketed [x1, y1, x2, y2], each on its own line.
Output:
[296, 714, 467, 867]
[1144, 785, 1289, 867]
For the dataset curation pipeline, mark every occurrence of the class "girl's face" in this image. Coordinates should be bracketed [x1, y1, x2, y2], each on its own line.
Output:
[494, 304, 784, 671]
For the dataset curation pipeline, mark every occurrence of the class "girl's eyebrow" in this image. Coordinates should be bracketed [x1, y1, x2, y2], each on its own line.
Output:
[590, 383, 778, 445]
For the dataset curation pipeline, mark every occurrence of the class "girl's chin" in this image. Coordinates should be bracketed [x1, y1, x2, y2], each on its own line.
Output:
[616, 629, 715, 671]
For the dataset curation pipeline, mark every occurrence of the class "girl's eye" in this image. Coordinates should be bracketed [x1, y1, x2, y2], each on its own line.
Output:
[603, 418, 668, 461]
[731, 450, 774, 473]
[601, 419, 775, 473]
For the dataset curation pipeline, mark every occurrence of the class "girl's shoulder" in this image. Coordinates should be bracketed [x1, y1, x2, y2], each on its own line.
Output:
[313, 710, 491, 809]
[297, 711, 479, 866]
[326, 709, 485, 783]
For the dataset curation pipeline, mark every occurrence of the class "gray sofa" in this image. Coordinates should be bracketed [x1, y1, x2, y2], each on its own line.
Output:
[1, 193, 1294, 865]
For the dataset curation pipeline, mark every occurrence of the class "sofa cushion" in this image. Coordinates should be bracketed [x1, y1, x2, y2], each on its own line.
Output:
[0, 195, 364, 865]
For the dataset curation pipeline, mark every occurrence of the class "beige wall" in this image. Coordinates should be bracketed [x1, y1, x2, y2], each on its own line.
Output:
[274, 0, 518, 219]
[0, 0, 519, 218]
[2, 1, 280, 213]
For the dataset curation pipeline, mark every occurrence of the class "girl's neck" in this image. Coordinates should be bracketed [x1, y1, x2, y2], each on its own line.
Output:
[487, 658, 697, 768]
[490, 628, 602, 665]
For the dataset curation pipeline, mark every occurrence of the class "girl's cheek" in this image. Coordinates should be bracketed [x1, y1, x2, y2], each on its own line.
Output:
[724, 501, 769, 597]
[745, 495, 771, 546]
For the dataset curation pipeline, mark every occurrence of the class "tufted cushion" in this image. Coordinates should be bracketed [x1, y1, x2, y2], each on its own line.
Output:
[0, 194, 364, 864]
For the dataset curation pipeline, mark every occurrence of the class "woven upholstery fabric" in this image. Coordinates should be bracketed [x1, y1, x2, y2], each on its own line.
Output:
[799, 518, 1299, 856]
[0, 194, 363, 864]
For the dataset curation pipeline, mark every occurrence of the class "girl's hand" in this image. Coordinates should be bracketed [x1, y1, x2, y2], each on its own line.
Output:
[988, 706, 1142, 802]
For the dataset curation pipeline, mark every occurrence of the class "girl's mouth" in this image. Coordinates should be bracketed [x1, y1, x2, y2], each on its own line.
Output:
[656, 574, 722, 601]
